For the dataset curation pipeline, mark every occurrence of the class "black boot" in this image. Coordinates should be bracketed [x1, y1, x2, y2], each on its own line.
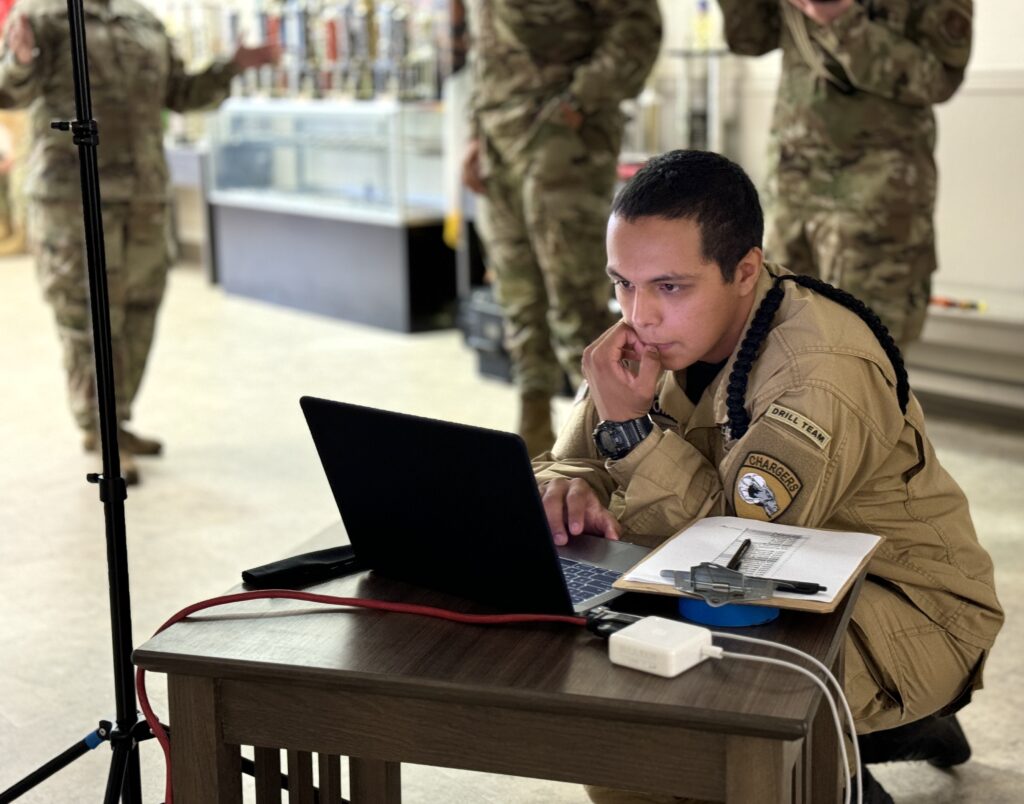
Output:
[852, 764, 895, 804]
[858, 714, 972, 768]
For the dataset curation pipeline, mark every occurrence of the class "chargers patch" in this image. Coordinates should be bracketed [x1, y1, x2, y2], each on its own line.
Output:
[765, 404, 832, 450]
[734, 452, 802, 521]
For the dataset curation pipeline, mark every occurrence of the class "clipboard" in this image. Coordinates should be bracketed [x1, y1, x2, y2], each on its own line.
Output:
[613, 516, 883, 613]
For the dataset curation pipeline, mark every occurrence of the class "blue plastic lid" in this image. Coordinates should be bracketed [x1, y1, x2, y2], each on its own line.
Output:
[679, 598, 780, 627]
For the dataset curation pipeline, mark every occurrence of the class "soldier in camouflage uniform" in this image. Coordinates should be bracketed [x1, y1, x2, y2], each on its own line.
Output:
[718, 0, 973, 347]
[462, 0, 661, 457]
[0, 0, 276, 483]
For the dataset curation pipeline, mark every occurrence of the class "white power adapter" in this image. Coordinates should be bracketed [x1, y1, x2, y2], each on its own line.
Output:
[608, 616, 713, 677]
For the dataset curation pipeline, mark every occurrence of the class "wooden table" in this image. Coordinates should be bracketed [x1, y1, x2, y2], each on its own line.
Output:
[134, 525, 862, 804]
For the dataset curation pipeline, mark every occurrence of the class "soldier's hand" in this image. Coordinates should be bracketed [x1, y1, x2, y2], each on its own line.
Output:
[7, 15, 37, 66]
[539, 478, 621, 546]
[786, 0, 854, 26]
[232, 42, 281, 71]
[582, 320, 662, 423]
[461, 138, 485, 194]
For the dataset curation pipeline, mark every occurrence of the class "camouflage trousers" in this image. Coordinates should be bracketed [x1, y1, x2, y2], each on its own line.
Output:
[477, 121, 618, 396]
[0, 171, 13, 239]
[583, 580, 983, 803]
[766, 203, 936, 347]
[28, 200, 171, 432]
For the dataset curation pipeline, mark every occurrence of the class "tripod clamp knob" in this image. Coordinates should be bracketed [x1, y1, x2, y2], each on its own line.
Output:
[87, 473, 128, 502]
[50, 118, 100, 147]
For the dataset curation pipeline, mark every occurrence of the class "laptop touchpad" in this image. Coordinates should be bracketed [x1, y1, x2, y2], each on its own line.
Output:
[556, 535, 650, 573]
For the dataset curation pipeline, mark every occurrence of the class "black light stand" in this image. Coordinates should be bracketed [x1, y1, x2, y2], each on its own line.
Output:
[0, 1, 153, 801]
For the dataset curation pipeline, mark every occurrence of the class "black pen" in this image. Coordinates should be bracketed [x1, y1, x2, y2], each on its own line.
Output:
[726, 538, 752, 570]
[772, 579, 827, 595]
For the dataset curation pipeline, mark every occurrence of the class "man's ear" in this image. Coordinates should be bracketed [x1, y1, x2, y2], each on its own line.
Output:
[734, 247, 763, 295]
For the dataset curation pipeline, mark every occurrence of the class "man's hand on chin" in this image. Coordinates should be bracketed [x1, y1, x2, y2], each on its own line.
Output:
[581, 320, 663, 422]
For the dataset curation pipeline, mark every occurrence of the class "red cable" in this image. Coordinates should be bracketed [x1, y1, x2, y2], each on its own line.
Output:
[135, 590, 586, 804]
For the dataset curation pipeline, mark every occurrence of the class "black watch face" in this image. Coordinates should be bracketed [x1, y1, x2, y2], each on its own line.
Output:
[595, 416, 652, 459]
[597, 424, 627, 458]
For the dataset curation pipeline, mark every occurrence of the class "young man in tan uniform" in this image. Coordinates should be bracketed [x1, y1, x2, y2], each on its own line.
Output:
[533, 150, 1002, 803]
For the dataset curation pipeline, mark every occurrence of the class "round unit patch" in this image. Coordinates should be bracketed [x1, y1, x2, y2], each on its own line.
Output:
[733, 452, 802, 521]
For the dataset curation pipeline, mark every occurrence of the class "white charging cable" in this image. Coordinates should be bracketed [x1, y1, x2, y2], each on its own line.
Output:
[703, 633, 862, 804]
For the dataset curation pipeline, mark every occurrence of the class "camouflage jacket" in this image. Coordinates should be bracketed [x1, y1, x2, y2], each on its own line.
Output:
[0, 0, 238, 201]
[719, 0, 972, 212]
[465, 0, 661, 164]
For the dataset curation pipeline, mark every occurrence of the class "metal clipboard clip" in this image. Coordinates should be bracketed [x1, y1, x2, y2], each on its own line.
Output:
[659, 562, 777, 607]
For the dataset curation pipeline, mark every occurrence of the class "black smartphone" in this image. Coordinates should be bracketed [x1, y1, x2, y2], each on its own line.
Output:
[242, 545, 365, 589]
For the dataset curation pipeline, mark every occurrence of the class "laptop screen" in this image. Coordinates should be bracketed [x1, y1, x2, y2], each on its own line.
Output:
[301, 397, 577, 614]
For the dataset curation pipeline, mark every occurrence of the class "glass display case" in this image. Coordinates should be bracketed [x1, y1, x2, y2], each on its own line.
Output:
[207, 96, 445, 225]
[204, 97, 455, 333]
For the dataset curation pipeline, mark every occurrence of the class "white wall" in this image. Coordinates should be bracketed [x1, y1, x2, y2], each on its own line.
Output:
[973, 0, 1024, 71]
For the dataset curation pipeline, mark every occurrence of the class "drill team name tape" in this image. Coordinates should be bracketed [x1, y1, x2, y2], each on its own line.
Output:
[765, 404, 832, 450]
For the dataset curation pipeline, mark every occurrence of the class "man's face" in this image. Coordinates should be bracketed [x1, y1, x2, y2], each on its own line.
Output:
[605, 214, 761, 371]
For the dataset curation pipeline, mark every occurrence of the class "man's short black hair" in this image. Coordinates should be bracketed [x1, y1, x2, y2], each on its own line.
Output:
[611, 150, 764, 281]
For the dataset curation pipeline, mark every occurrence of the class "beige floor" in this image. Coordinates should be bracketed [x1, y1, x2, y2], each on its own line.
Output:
[0, 256, 1020, 803]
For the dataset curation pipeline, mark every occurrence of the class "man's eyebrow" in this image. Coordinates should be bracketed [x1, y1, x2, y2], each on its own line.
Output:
[606, 267, 699, 283]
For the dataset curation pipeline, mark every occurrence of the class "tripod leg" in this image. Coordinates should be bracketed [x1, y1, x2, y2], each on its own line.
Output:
[121, 749, 143, 804]
[104, 741, 131, 804]
[0, 730, 105, 803]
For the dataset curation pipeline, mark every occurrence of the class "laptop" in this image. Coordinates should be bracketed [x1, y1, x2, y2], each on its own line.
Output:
[300, 396, 651, 615]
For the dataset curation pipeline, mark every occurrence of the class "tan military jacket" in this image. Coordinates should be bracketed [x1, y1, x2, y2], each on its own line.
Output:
[535, 265, 1002, 653]
[718, 0, 972, 212]
[465, 0, 661, 164]
[0, 0, 238, 201]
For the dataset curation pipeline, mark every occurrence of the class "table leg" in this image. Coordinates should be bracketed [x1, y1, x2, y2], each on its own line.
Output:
[805, 643, 848, 804]
[806, 697, 843, 803]
[726, 736, 797, 803]
[349, 757, 401, 804]
[167, 675, 242, 804]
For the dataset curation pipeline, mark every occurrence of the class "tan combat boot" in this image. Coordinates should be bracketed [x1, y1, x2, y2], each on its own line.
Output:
[120, 450, 140, 486]
[117, 427, 163, 456]
[0, 229, 26, 257]
[83, 427, 163, 456]
[82, 430, 142, 485]
[518, 391, 555, 459]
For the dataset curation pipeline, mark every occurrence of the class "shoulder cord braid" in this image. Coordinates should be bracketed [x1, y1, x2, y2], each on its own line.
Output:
[724, 274, 910, 441]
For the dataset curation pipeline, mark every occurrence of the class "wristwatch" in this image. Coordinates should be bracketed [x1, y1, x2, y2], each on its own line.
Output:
[593, 414, 654, 460]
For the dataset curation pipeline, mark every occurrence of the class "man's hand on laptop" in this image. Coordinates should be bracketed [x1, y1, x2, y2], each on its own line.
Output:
[540, 478, 622, 545]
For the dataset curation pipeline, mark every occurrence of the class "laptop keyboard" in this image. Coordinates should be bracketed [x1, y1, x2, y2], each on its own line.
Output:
[559, 557, 623, 606]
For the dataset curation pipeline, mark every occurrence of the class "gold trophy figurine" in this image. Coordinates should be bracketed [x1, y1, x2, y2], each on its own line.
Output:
[352, 0, 377, 100]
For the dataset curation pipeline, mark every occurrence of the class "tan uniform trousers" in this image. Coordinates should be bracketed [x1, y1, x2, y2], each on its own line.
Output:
[585, 580, 984, 804]
[29, 200, 171, 433]
[766, 203, 936, 348]
[477, 118, 618, 396]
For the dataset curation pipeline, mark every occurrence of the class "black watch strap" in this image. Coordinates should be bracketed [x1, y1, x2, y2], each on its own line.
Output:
[593, 414, 655, 460]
